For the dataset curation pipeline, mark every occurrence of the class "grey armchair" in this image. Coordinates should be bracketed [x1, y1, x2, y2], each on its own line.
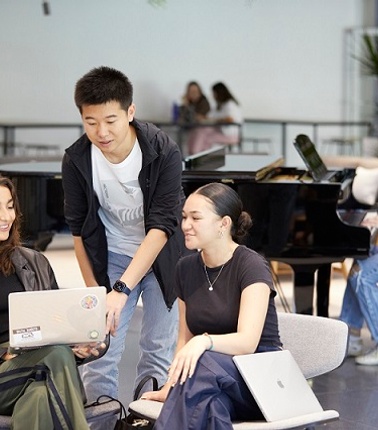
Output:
[128, 312, 348, 430]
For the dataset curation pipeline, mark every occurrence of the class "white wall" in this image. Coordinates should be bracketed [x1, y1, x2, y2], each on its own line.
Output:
[0, 0, 364, 124]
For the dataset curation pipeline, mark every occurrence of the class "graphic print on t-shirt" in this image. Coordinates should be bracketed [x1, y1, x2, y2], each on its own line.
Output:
[101, 179, 144, 228]
[91, 140, 145, 256]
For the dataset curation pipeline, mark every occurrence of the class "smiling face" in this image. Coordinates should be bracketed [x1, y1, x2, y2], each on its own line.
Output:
[81, 100, 136, 163]
[0, 185, 16, 242]
[181, 193, 224, 251]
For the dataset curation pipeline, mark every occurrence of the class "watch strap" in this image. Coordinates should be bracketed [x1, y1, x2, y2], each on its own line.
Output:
[113, 280, 132, 296]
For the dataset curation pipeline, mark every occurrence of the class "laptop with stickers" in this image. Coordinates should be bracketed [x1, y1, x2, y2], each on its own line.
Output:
[8, 287, 107, 353]
[233, 350, 323, 422]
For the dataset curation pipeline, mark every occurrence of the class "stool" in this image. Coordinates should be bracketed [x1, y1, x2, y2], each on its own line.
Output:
[11, 143, 61, 156]
[331, 261, 350, 280]
[23, 143, 61, 156]
[242, 137, 273, 154]
[321, 137, 360, 155]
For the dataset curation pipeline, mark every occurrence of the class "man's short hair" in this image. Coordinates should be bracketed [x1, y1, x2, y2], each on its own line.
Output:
[74, 66, 133, 113]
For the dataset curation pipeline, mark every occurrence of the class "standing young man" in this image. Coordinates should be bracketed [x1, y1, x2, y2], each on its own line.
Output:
[62, 66, 186, 405]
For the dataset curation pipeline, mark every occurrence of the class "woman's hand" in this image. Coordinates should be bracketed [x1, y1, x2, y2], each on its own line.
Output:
[2, 351, 17, 361]
[141, 384, 171, 403]
[72, 341, 106, 359]
[168, 335, 209, 386]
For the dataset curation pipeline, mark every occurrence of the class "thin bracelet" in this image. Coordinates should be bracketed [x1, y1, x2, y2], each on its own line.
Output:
[203, 332, 213, 351]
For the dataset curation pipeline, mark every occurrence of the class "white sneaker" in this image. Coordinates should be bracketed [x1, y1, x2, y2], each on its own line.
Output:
[347, 335, 363, 357]
[355, 345, 378, 366]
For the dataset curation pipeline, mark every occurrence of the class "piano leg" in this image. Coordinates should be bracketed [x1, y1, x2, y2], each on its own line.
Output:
[316, 264, 331, 318]
[292, 264, 331, 317]
[293, 270, 316, 315]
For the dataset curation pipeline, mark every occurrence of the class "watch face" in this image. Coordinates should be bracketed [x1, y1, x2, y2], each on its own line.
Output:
[113, 280, 131, 296]
[114, 280, 126, 292]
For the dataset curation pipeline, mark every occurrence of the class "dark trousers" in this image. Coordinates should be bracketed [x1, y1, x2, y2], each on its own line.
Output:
[154, 350, 267, 430]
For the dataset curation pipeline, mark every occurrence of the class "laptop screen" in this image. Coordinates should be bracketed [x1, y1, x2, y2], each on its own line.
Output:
[233, 350, 323, 422]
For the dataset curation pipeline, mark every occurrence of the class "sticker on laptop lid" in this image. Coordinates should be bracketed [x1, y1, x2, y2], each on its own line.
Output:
[80, 294, 99, 310]
[89, 330, 100, 340]
[12, 326, 42, 343]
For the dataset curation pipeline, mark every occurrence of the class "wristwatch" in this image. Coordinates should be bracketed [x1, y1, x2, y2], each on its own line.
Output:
[113, 280, 132, 296]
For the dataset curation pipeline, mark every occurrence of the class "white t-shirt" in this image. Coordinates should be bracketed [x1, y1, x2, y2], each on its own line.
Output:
[208, 100, 242, 137]
[91, 141, 145, 257]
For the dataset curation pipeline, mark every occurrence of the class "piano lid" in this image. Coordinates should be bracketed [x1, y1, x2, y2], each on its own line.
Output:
[0, 153, 370, 260]
[182, 162, 370, 260]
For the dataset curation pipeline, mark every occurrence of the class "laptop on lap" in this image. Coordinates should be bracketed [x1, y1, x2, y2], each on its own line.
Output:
[233, 350, 323, 422]
[8, 286, 107, 353]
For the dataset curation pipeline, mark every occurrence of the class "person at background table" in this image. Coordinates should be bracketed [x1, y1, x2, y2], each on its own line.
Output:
[61, 66, 186, 417]
[178, 81, 210, 125]
[187, 82, 243, 155]
[0, 175, 101, 430]
[143, 182, 282, 429]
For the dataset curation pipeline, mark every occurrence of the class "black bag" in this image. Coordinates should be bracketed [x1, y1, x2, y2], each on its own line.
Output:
[86, 395, 128, 430]
[124, 415, 153, 429]
[125, 375, 159, 429]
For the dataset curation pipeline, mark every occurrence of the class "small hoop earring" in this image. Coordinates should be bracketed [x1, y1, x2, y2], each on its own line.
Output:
[219, 230, 224, 238]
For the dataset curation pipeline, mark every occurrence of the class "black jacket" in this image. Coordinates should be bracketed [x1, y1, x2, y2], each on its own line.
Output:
[62, 119, 186, 309]
[12, 246, 58, 292]
[0, 247, 59, 352]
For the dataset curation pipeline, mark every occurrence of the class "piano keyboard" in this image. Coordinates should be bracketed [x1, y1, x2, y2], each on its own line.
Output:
[339, 210, 378, 244]
[339, 210, 368, 226]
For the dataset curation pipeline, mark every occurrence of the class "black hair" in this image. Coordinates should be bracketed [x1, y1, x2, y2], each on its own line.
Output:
[74, 66, 133, 113]
[212, 82, 239, 108]
[194, 182, 252, 243]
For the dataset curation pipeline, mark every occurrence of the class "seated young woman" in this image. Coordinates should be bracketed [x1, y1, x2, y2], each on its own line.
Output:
[186, 82, 242, 155]
[178, 81, 211, 125]
[0, 175, 104, 430]
[142, 182, 282, 429]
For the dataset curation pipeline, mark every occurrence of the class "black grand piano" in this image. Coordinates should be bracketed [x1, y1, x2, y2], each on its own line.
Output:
[0, 141, 374, 317]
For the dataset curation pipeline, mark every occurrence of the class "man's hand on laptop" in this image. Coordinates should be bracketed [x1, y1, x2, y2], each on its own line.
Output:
[72, 342, 106, 359]
[106, 289, 128, 336]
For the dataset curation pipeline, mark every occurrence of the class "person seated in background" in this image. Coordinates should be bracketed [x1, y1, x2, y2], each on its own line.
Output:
[339, 240, 378, 366]
[142, 183, 282, 428]
[0, 175, 104, 430]
[178, 81, 210, 125]
[186, 82, 243, 155]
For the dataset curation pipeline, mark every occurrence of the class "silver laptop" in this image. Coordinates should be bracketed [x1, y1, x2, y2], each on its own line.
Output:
[9, 287, 107, 352]
[233, 350, 323, 422]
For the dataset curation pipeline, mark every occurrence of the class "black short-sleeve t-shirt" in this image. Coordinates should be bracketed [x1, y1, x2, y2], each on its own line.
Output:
[175, 245, 281, 349]
[0, 272, 25, 344]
